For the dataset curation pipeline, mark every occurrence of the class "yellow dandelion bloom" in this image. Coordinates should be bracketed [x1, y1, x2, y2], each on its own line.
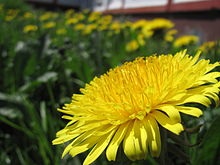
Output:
[0, 4, 4, 11]
[23, 25, 38, 33]
[122, 21, 133, 29]
[126, 40, 139, 52]
[132, 19, 149, 30]
[137, 34, 146, 46]
[88, 11, 101, 22]
[150, 18, 174, 29]
[174, 35, 199, 48]
[39, 12, 57, 21]
[42, 21, 56, 29]
[75, 13, 85, 21]
[56, 28, 67, 35]
[97, 24, 108, 31]
[199, 41, 216, 52]
[5, 9, 19, 21]
[82, 24, 97, 35]
[65, 9, 75, 18]
[53, 50, 220, 165]
[74, 23, 85, 31]
[23, 12, 34, 19]
[142, 18, 174, 38]
[65, 17, 79, 25]
[97, 15, 113, 26]
[110, 21, 121, 34]
[164, 29, 178, 42]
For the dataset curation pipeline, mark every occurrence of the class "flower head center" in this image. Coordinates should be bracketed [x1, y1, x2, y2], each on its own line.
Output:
[128, 106, 151, 120]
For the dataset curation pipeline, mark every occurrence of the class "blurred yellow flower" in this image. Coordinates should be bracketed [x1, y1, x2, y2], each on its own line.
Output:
[23, 24, 38, 33]
[122, 21, 132, 29]
[23, 12, 34, 19]
[75, 13, 85, 21]
[42, 21, 56, 29]
[110, 21, 121, 34]
[39, 12, 57, 21]
[65, 9, 75, 18]
[53, 50, 220, 165]
[132, 19, 149, 30]
[137, 34, 146, 46]
[74, 23, 85, 31]
[88, 11, 101, 22]
[5, 9, 19, 21]
[0, 4, 4, 11]
[126, 40, 139, 52]
[150, 18, 174, 29]
[142, 18, 174, 38]
[56, 28, 67, 35]
[97, 24, 108, 31]
[65, 17, 79, 25]
[97, 15, 113, 25]
[82, 9, 90, 14]
[174, 35, 199, 48]
[164, 29, 178, 42]
[82, 24, 97, 35]
[199, 41, 216, 52]
[141, 30, 154, 38]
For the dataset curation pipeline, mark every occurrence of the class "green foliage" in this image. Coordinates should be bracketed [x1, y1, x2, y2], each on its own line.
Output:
[0, 0, 220, 164]
[193, 115, 220, 165]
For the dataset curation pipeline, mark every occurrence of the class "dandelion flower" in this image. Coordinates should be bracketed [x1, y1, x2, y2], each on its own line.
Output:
[174, 35, 199, 48]
[53, 50, 220, 165]
[199, 41, 216, 52]
[23, 24, 38, 33]
[23, 12, 34, 19]
[164, 29, 178, 42]
[56, 28, 67, 35]
[142, 18, 174, 38]
[5, 9, 19, 21]
[65, 18, 79, 25]
[39, 11, 57, 21]
[132, 19, 149, 30]
[74, 23, 85, 31]
[82, 24, 97, 35]
[42, 21, 56, 29]
[126, 40, 139, 52]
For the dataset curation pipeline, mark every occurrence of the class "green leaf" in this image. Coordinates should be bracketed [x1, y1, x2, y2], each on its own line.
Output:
[0, 107, 22, 119]
[194, 115, 220, 165]
[37, 71, 58, 83]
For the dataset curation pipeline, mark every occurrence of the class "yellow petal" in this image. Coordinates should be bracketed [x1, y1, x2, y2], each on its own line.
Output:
[177, 106, 202, 117]
[156, 105, 181, 123]
[133, 120, 148, 159]
[181, 94, 211, 107]
[66, 130, 100, 158]
[83, 129, 116, 165]
[143, 116, 161, 157]
[122, 120, 147, 161]
[69, 135, 99, 158]
[200, 72, 220, 81]
[106, 122, 129, 161]
[151, 111, 184, 134]
[123, 121, 136, 161]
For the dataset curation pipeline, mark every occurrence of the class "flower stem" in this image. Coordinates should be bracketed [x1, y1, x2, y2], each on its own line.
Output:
[158, 127, 167, 165]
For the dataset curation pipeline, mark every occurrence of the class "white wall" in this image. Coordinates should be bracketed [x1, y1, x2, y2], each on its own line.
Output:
[173, 0, 208, 3]
[124, 0, 168, 8]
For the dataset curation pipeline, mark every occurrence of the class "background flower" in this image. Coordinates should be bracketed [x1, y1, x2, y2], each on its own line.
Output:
[174, 35, 199, 48]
